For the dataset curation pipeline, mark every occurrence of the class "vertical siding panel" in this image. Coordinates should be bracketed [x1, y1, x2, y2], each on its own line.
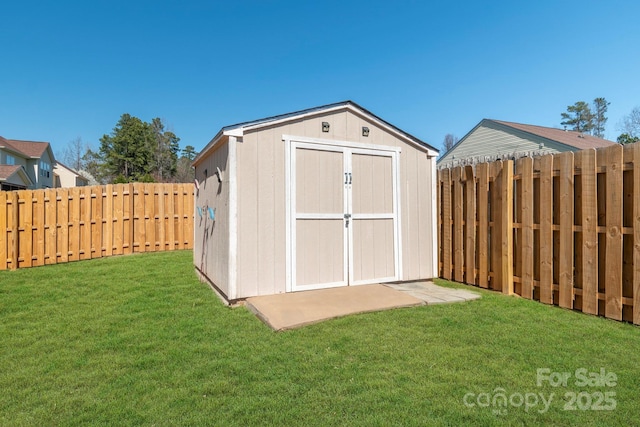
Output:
[539, 154, 554, 304]
[558, 152, 575, 308]
[258, 128, 276, 295]
[418, 154, 433, 278]
[237, 134, 259, 297]
[604, 144, 623, 320]
[477, 163, 489, 288]
[519, 157, 534, 299]
[273, 129, 287, 292]
[408, 148, 421, 280]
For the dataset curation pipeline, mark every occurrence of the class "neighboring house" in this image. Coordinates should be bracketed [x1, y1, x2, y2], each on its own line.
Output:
[437, 119, 616, 169]
[0, 135, 56, 190]
[53, 161, 89, 188]
[193, 100, 440, 302]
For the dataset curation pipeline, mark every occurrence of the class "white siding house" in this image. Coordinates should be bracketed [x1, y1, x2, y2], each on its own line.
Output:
[438, 119, 616, 169]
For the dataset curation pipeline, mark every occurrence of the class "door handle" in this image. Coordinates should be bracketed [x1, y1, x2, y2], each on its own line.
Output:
[348, 173, 352, 184]
[345, 172, 348, 185]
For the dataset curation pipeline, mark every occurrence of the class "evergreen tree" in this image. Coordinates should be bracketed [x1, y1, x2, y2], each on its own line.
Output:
[592, 97, 610, 138]
[561, 101, 594, 133]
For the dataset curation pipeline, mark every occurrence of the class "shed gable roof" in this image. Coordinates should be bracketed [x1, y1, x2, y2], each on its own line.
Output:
[194, 101, 438, 165]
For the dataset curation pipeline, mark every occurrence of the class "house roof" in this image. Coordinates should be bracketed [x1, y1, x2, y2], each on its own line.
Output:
[0, 165, 21, 180]
[0, 164, 34, 186]
[194, 101, 438, 165]
[491, 120, 616, 150]
[5, 138, 51, 158]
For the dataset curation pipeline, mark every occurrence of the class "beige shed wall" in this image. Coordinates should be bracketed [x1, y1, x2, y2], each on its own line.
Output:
[193, 141, 231, 296]
[235, 108, 436, 298]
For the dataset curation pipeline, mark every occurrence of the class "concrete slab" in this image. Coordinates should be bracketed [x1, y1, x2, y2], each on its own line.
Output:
[385, 281, 481, 304]
[246, 284, 424, 331]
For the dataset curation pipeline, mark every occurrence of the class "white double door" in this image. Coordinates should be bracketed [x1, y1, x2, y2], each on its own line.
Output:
[289, 139, 400, 292]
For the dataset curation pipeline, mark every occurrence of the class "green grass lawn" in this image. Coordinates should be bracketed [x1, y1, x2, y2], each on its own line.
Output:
[1, 251, 639, 426]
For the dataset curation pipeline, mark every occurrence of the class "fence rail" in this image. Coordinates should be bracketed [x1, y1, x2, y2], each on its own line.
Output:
[0, 183, 194, 270]
[438, 143, 640, 324]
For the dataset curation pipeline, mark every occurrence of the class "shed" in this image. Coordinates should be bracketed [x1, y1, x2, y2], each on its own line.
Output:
[192, 101, 439, 302]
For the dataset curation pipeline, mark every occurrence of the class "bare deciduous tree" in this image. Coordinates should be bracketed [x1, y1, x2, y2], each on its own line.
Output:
[63, 137, 88, 171]
[443, 134, 458, 152]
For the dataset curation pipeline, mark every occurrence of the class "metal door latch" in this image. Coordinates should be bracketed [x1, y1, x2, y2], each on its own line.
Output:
[344, 213, 351, 227]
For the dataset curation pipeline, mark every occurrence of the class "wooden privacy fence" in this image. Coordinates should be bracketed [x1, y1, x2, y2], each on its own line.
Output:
[438, 143, 640, 324]
[0, 183, 194, 270]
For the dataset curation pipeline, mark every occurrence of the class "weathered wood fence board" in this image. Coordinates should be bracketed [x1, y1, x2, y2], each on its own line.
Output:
[0, 183, 194, 271]
[438, 143, 640, 324]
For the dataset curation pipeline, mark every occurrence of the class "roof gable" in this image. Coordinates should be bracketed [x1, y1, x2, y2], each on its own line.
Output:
[194, 101, 438, 165]
[0, 164, 34, 186]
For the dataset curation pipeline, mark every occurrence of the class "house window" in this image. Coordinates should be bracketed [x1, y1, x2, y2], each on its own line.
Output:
[6, 154, 15, 165]
[40, 161, 51, 178]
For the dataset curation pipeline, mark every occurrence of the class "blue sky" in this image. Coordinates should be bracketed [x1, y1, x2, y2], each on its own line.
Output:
[2, 0, 639, 157]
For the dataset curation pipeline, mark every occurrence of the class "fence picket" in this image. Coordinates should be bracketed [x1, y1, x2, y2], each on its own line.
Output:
[464, 166, 476, 285]
[578, 149, 598, 315]
[519, 157, 534, 299]
[558, 152, 574, 309]
[604, 144, 623, 320]
[539, 154, 554, 304]
[453, 166, 464, 282]
[477, 163, 489, 288]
